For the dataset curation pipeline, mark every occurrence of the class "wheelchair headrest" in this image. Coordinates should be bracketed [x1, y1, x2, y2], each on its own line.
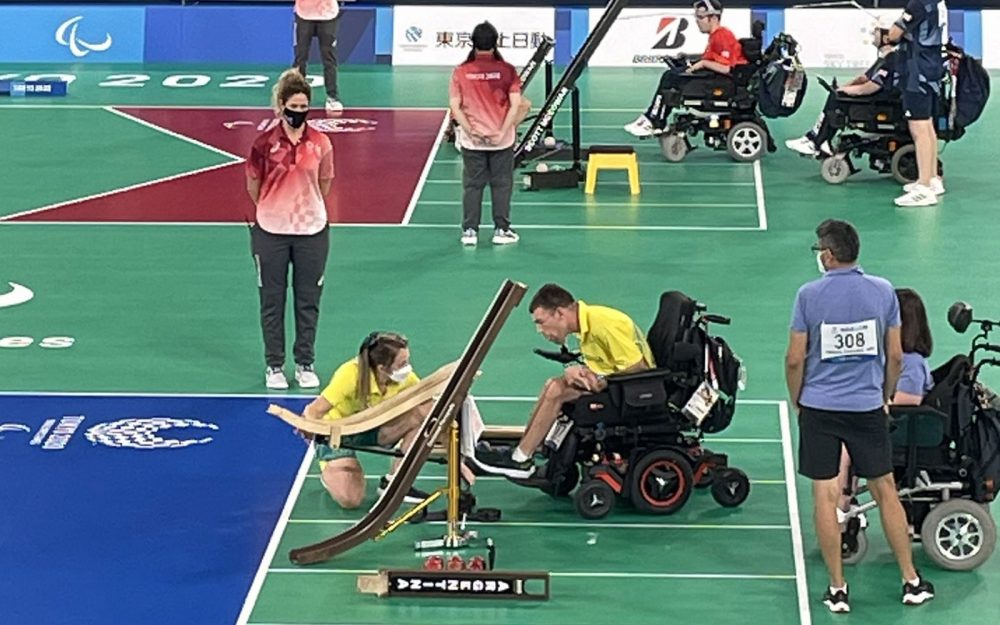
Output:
[739, 38, 763, 63]
[647, 291, 701, 367]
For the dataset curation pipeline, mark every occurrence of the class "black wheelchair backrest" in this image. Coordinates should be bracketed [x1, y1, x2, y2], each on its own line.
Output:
[647, 290, 700, 368]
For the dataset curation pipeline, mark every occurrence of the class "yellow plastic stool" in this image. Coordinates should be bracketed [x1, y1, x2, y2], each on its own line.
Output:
[584, 145, 640, 195]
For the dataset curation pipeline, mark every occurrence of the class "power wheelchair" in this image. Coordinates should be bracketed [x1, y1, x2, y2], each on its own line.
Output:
[815, 42, 983, 185]
[840, 302, 1000, 571]
[813, 76, 947, 185]
[657, 23, 805, 163]
[506, 291, 749, 520]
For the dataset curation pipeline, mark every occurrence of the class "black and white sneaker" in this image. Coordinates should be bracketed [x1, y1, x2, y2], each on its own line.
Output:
[902, 575, 935, 605]
[377, 476, 430, 504]
[472, 443, 535, 478]
[822, 585, 850, 613]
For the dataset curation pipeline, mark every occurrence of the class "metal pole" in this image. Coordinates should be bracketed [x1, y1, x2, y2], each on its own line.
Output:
[514, 0, 631, 164]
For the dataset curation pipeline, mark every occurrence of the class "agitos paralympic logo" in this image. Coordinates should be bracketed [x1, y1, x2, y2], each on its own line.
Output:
[0, 416, 219, 451]
[55, 16, 113, 58]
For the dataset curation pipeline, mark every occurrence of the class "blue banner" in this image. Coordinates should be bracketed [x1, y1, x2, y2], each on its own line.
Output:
[0, 6, 145, 63]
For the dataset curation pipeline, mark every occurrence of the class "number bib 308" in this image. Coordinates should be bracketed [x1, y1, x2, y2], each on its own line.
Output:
[820, 319, 878, 362]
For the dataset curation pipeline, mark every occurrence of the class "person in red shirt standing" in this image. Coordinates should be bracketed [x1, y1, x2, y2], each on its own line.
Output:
[246, 69, 334, 390]
[449, 22, 524, 247]
[625, 0, 748, 137]
[293, 0, 343, 113]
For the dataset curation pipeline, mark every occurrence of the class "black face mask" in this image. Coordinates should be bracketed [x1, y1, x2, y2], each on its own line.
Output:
[282, 108, 308, 129]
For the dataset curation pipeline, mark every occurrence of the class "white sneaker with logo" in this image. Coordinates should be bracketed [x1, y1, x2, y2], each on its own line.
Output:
[785, 135, 817, 156]
[325, 97, 344, 113]
[295, 364, 321, 389]
[894, 184, 938, 207]
[904, 177, 945, 195]
[265, 366, 289, 390]
[492, 228, 520, 245]
[624, 115, 655, 138]
[460, 228, 478, 246]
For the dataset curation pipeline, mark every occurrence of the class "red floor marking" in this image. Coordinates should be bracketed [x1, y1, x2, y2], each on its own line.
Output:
[13, 107, 446, 224]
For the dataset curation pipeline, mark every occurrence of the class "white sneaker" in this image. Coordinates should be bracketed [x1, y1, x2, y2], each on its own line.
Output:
[295, 364, 321, 389]
[492, 228, 520, 245]
[785, 136, 817, 156]
[325, 97, 344, 113]
[895, 184, 938, 207]
[624, 115, 655, 138]
[265, 366, 289, 390]
[460, 228, 478, 246]
[904, 177, 945, 195]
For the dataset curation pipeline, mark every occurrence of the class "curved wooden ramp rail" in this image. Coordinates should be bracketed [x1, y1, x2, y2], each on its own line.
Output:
[289, 279, 527, 565]
[266, 361, 458, 447]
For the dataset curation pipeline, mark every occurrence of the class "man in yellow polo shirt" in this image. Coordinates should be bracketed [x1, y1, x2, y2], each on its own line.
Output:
[474, 283, 654, 477]
[302, 332, 430, 508]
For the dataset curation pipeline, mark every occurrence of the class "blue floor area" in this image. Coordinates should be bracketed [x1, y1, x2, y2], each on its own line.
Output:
[0, 394, 308, 625]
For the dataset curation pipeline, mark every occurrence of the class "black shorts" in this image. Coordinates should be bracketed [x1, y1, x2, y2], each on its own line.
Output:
[797, 406, 893, 480]
[902, 86, 935, 121]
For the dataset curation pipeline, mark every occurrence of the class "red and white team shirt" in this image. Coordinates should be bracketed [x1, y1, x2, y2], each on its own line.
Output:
[449, 54, 522, 151]
[295, 0, 339, 21]
[246, 123, 334, 236]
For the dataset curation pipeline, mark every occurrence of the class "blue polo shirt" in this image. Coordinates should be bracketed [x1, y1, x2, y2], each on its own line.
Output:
[791, 266, 901, 412]
[898, 351, 934, 397]
[895, 0, 947, 93]
[864, 50, 899, 90]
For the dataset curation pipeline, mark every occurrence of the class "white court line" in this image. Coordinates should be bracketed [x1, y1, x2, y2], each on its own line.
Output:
[0, 103, 447, 111]
[753, 159, 768, 231]
[236, 445, 315, 625]
[0, 161, 242, 223]
[416, 199, 755, 209]
[303, 474, 786, 484]
[0, 221, 764, 232]
[0, 104, 248, 223]
[287, 519, 791, 530]
[433, 158, 750, 167]
[778, 400, 812, 625]
[424, 179, 755, 187]
[401, 112, 449, 225]
[263, 568, 795, 580]
[0, 391, 786, 402]
[103, 105, 245, 160]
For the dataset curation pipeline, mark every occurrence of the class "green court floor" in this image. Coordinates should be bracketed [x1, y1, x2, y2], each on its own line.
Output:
[1, 64, 998, 625]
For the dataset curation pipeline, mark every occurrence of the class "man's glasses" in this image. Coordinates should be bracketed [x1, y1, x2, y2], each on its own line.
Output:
[810, 244, 826, 252]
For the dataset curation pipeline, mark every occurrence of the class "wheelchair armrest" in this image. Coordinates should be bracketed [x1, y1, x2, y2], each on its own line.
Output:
[605, 367, 687, 386]
[888, 405, 950, 420]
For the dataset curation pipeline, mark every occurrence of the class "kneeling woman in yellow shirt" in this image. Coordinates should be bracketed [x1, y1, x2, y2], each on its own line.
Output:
[302, 332, 430, 508]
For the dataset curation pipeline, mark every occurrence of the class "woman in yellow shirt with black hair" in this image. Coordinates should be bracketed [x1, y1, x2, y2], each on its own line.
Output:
[302, 332, 430, 509]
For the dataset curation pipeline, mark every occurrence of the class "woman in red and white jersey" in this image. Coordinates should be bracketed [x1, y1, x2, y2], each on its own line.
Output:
[246, 69, 334, 390]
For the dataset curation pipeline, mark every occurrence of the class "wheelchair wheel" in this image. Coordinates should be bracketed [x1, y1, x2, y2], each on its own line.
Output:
[575, 479, 616, 520]
[659, 132, 688, 162]
[726, 121, 766, 162]
[820, 156, 851, 185]
[842, 529, 868, 565]
[890, 144, 917, 184]
[541, 463, 580, 498]
[710, 468, 750, 508]
[630, 449, 693, 515]
[919, 499, 997, 571]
